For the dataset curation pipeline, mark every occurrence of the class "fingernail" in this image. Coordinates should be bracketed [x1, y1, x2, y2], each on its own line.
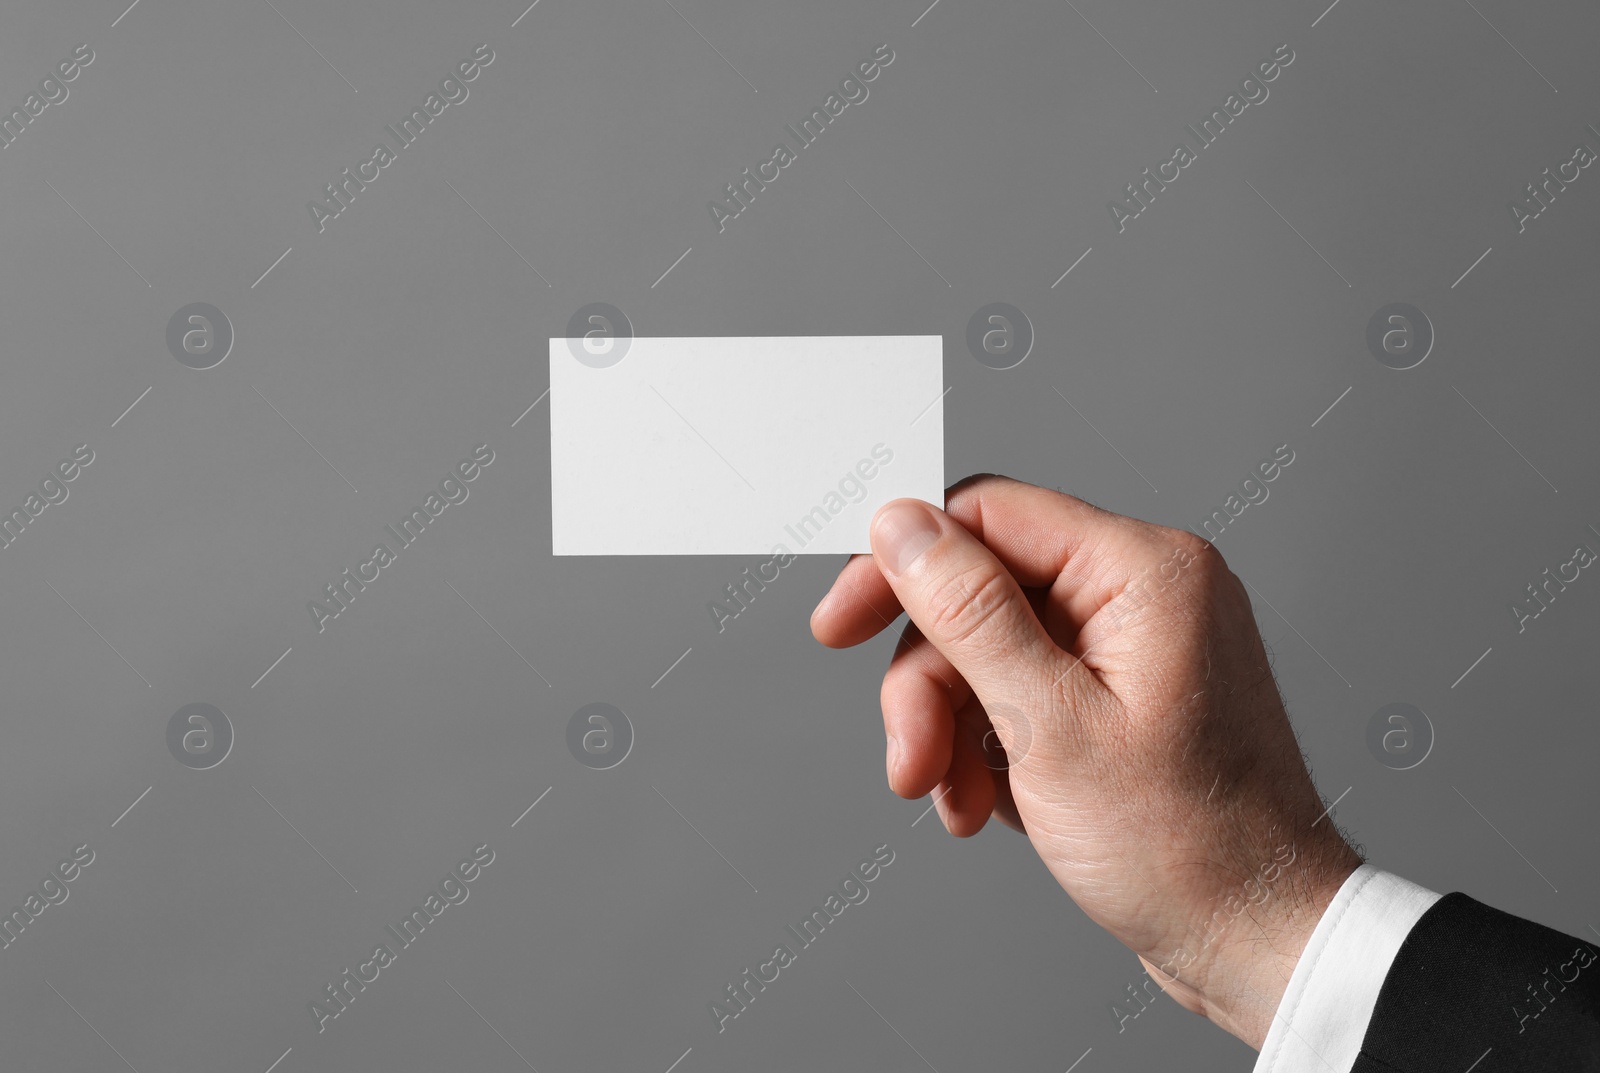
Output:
[873, 501, 941, 575]
[886, 735, 901, 782]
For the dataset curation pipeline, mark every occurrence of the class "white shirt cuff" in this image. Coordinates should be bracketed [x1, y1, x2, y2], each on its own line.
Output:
[1252, 865, 1442, 1073]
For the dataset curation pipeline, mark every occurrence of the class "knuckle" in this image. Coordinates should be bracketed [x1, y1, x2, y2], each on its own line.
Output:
[1155, 526, 1216, 569]
[1106, 530, 1235, 642]
[1196, 551, 1244, 611]
[1161, 528, 1227, 590]
[922, 562, 1017, 649]
[1186, 548, 1229, 595]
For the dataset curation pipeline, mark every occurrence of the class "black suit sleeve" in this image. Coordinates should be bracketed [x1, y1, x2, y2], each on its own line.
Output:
[1351, 893, 1600, 1072]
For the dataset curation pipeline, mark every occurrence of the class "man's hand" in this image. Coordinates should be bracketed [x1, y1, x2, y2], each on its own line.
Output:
[809, 475, 1362, 1048]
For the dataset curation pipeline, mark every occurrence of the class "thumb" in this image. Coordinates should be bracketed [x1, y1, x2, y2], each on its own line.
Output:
[869, 499, 1072, 715]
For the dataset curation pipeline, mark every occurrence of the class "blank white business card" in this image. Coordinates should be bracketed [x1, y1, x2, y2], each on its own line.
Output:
[549, 336, 944, 555]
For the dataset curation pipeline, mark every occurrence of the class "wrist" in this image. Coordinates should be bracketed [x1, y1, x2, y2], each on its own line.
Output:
[1137, 835, 1362, 1049]
[1192, 839, 1363, 1048]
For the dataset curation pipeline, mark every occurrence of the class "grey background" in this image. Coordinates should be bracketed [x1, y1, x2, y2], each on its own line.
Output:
[1, 0, 1597, 1070]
